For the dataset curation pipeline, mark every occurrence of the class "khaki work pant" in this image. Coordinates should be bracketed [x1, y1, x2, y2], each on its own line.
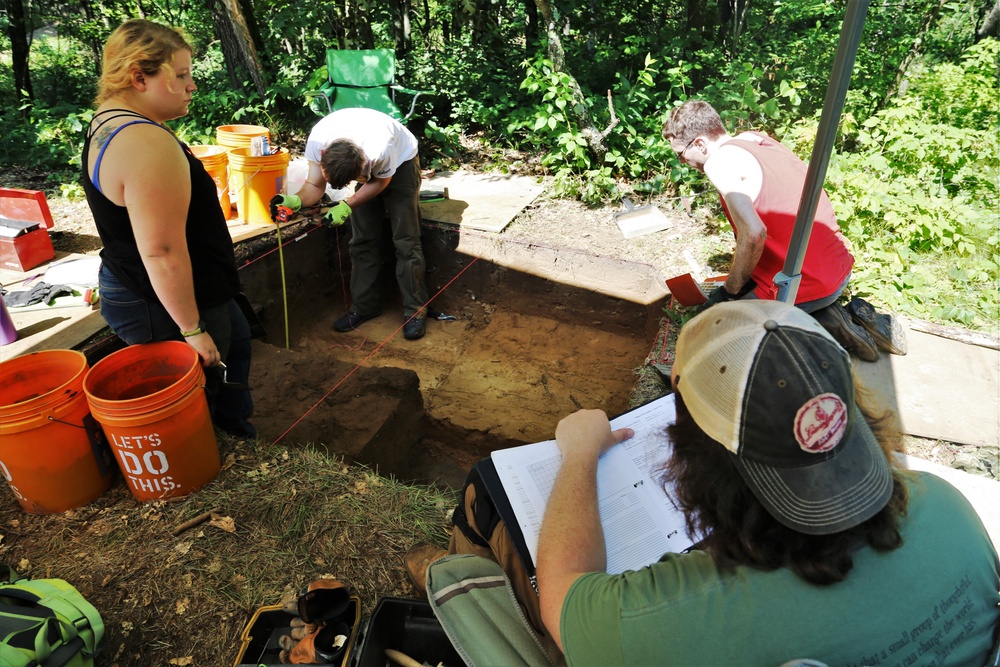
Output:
[447, 464, 566, 666]
[347, 156, 428, 318]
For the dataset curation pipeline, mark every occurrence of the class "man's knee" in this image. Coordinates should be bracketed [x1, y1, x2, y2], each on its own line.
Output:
[452, 464, 502, 550]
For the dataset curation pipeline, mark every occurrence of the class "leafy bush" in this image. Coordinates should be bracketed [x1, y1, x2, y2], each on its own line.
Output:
[822, 40, 999, 328]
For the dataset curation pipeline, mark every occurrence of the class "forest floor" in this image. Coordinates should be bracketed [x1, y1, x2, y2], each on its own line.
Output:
[0, 161, 996, 665]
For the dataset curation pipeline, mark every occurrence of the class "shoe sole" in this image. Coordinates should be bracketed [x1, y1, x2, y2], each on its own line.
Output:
[848, 299, 908, 355]
[816, 305, 880, 362]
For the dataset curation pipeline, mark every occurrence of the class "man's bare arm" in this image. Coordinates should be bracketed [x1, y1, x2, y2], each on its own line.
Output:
[295, 161, 328, 207]
[705, 145, 767, 295]
[537, 410, 633, 650]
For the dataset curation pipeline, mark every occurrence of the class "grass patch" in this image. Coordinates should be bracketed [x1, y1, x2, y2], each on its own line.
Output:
[0, 436, 455, 665]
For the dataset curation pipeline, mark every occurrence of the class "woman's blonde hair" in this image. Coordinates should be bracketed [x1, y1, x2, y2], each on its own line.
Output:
[96, 19, 192, 105]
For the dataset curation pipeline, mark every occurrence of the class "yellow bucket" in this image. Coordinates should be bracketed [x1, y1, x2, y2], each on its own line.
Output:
[189, 145, 231, 219]
[216, 125, 269, 215]
[228, 147, 290, 226]
[215, 124, 269, 151]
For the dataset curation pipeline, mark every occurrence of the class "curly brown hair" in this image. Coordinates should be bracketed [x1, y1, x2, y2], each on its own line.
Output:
[661, 390, 909, 585]
[662, 100, 727, 144]
[320, 139, 367, 189]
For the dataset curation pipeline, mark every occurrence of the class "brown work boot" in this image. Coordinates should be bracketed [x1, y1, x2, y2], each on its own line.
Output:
[811, 304, 880, 362]
[847, 297, 908, 355]
[404, 542, 448, 596]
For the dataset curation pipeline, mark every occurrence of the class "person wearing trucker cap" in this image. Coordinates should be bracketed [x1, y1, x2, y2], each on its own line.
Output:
[535, 300, 999, 665]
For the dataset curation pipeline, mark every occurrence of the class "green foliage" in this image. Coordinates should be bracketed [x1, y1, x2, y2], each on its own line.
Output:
[822, 40, 999, 329]
[1, 102, 93, 173]
[408, 35, 524, 129]
[0, 0, 994, 331]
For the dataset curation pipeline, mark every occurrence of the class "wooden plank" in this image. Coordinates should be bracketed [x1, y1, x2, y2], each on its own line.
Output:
[227, 216, 311, 244]
[853, 328, 1000, 447]
[0, 251, 107, 360]
[0, 213, 313, 360]
[909, 318, 1000, 350]
[419, 171, 544, 233]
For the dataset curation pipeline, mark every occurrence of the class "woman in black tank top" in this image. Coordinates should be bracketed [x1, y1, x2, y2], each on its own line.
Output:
[82, 19, 254, 438]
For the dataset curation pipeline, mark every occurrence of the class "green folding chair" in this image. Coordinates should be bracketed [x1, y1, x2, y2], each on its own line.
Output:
[305, 48, 429, 123]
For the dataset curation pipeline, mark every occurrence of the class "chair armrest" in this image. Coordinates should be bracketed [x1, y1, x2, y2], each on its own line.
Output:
[389, 85, 431, 122]
[390, 84, 432, 96]
[304, 88, 334, 117]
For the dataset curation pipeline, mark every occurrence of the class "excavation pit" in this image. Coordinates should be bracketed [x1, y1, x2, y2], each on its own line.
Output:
[239, 223, 670, 489]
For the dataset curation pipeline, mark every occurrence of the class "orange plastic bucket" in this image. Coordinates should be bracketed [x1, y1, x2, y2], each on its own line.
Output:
[0, 350, 114, 514]
[190, 145, 232, 219]
[83, 341, 220, 502]
[229, 147, 290, 226]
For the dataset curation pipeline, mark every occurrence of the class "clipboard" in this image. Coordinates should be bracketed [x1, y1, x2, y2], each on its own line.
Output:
[477, 457, 538, 581]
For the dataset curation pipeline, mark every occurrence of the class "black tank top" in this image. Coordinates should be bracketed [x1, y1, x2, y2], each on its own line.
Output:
[82, 109, 239, 309]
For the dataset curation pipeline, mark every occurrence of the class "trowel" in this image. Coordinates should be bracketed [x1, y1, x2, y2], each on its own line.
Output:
[613, 197, 672, 239]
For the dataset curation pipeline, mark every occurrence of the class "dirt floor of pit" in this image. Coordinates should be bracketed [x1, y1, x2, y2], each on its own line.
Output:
[248, 284, 654, 489]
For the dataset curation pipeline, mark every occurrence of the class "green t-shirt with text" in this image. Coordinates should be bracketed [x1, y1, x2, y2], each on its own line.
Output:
[561, 471, 1000, 666]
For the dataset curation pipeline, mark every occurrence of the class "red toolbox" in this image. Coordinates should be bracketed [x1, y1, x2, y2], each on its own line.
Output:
[0, 188, 56, 272]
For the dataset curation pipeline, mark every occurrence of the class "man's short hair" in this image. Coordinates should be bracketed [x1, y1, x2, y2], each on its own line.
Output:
[320, 139, 367, 189]
[663, 100, 727, 143]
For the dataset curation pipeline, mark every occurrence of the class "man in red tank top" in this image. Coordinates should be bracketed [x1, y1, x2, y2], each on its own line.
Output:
[662, 100, 907, 361]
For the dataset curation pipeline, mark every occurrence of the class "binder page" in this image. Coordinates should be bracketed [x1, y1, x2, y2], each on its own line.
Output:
[490, 394, 696, 574]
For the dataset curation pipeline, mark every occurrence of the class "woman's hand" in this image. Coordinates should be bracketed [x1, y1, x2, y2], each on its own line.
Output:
[184, 331, 221, 368]
[555, 409, 634, 462]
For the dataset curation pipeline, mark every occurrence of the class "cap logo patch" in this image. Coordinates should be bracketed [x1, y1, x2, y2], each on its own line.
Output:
[794, 393, 847, 453]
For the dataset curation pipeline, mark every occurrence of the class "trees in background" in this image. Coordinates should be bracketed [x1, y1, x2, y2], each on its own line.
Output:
[0, 0, 996, 326]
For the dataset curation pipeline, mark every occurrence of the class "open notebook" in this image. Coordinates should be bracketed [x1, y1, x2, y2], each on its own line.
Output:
[481, 394, 699, 579]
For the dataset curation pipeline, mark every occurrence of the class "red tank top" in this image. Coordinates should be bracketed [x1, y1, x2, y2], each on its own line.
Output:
[719, 133, 853, 302]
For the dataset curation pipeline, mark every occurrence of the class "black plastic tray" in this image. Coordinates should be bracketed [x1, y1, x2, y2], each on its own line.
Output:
[350, 598, 465, 667]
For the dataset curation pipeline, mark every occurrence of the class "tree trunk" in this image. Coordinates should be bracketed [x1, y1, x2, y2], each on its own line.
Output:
[686, 0, 711, 38]
[207, 0, 267, 96]
[978, 0, 999, 40]
[4, 0, 34, 104]
[717, 0, 750, 46]
[389, 0, 412, 56]
[237, 0, 268, 63]
[533, 0, 608, 162]
[346, 0, 376, 49]
[524, 0, 538, 49]
[79, 0, 104, 77]
[882, 0, 949, 106]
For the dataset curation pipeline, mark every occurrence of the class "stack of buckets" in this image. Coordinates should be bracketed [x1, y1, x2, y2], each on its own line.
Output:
[194, 124, 291, 226]
[0, 342, 221, 514]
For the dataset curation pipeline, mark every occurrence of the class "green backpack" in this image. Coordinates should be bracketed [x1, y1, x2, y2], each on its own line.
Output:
[0, 566, 104, 667]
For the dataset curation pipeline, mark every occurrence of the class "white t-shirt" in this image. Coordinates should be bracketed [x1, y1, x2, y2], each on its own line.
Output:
[304, 108, 418, 180]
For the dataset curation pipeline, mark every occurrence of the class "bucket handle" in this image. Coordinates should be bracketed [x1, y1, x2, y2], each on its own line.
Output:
[232, 166, 263, 196]
[47, 415, 114, 477]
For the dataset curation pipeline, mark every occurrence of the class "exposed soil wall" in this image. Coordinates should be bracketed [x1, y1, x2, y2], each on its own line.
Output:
[239, 224, 666, 487]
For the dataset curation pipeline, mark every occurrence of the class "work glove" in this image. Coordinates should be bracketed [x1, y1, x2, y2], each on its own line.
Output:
[278, 579, 351, 664]
[279, 622, 350, 664]
[699, 279, 756, 312]
[323, 201, 352, 227]
[702, 285, 738, 309]
[269, 194, 302, 223]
